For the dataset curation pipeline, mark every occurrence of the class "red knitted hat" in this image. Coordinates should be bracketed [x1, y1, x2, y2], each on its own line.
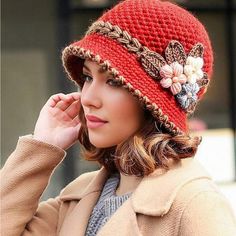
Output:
[62, 0, 213, 135]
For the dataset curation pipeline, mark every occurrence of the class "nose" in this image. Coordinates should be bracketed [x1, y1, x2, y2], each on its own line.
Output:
[81, 79, 102, 109]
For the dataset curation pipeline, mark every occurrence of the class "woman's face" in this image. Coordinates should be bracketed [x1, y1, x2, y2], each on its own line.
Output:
[80, 59, 145, 148]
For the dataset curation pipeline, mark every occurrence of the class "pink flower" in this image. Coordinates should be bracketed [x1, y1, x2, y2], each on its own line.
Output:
[160, 62, 187, 95]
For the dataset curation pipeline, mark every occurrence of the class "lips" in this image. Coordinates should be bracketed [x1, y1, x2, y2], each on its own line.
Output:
[86, 115, 107, 122]
[86, 115, 108, 129]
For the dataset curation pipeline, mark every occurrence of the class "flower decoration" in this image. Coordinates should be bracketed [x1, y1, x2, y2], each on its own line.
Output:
[176, 83, 200, 112]
[184, 56, 204, 84]
[159, 62, 187, 95]
[140, 40, 209, 113]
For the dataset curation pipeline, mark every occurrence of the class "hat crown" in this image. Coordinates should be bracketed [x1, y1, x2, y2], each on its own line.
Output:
[100, 0, 213, 80]
[62, 0, 214, 133]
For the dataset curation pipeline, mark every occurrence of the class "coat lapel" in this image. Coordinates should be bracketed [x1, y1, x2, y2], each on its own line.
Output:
[97, 158, 210, 235]
[97, 199, 142, 236]
[131, 158, 211, 216]
[59, 167, 109, 236]
[59, 191, 101, 236]
[59, 158, 211, 236]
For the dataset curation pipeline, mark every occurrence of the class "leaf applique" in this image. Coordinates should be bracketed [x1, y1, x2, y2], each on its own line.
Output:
[189, 43, 204, 58]
[165, 40, 187, 65]
[186, 101, 197, 113]
[197, 72, 209, 88]
[140, 50, 166, 79]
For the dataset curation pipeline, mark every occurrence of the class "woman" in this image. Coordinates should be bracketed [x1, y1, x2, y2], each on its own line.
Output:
[1, 0, 236, 235]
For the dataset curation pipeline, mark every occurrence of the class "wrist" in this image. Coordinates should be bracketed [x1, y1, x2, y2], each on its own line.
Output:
[33, 134, 55, 146]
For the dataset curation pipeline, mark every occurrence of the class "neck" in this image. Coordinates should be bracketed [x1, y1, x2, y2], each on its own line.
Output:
[115, 172, 142, 196]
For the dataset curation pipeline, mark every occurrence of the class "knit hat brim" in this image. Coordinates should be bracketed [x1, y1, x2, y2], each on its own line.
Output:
[62, 33, 187, 135]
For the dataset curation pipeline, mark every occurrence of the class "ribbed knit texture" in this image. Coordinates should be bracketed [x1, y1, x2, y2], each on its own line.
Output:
[63, 0, 213, 133]
[85, 174, 131, 236]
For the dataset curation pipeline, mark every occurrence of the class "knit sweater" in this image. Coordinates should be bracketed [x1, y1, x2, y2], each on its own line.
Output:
[85, 174, 131, 236]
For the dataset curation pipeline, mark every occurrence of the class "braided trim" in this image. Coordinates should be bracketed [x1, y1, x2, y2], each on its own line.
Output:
[62, 45, 181, 135]
[87, 20, 209, 114]
[86, 21, 148, 55]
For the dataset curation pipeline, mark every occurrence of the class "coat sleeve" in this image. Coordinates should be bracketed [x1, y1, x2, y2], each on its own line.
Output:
[0, 135, 66, 236]
[179, 190, 236, 236]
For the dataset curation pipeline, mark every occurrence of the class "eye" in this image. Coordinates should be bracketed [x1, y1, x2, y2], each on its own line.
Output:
[80, 73, 92, 83]
[106, 78, 122, 87]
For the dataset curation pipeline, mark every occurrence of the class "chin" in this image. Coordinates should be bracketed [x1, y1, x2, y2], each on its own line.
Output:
[88, 136, 119, 148]
[88, 131, 129, 148]
[90, 140, 114, 148]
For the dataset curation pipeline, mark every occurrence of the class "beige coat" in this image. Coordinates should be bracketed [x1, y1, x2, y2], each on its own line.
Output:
[1, 135, 236, 236]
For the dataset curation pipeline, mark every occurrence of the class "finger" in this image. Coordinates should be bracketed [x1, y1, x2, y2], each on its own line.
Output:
[54, 94, 80, 111]
[72, 116, 81, 126]
[53, 93, 80, 111]
[65, 100, 81, 119]
[47, 93, 69, 107]
[68, 92, 81, 100]
[55, 99, 74, 111]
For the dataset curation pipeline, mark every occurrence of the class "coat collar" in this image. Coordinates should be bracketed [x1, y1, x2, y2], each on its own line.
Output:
[131, 158, 211, 216]
[60, 158, 210, 217]
[60, 168, 107, 200]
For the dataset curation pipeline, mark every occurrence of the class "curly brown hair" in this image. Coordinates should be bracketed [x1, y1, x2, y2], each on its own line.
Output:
[78, 108, 201, 177]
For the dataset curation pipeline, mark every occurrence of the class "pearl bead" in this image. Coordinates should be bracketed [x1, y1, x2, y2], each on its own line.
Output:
[187, 92, 192, 98]
[172, 77, 179, 83]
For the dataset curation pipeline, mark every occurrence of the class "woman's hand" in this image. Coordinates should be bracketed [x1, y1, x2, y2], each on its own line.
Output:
[33, 92, 81, 150]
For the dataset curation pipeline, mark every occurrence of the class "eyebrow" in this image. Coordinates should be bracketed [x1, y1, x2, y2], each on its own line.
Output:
[83, 64, 111, 75]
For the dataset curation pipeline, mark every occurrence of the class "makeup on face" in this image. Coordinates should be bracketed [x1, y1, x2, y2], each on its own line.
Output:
[85, 114, 108, 129]
[80, 60, 145, 148]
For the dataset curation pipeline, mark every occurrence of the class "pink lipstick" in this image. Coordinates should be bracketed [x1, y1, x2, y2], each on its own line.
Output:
[86, 115, 108, 129]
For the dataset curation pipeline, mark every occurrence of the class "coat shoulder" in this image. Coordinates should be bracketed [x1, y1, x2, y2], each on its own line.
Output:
[172, 176, 223, 213]
[175, 175, 220, 203]
[172, 176, 235, 222]
[176, 178, 236, 235]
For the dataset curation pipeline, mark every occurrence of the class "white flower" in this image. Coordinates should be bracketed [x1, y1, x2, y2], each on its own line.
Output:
[184, 56, 204, 84]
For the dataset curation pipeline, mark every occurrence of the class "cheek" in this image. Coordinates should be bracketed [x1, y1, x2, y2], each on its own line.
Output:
[111, 97, 143, 129]
[94, 93, 144, 147]
[85, 89, 144, 148]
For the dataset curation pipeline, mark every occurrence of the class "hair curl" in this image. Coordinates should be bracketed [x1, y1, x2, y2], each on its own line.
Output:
[78, 108, 201, 177]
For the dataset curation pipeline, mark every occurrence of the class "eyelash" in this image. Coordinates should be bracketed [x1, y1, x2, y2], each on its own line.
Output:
[80, 74, 92, 83]
[80, 73, 122, 87]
